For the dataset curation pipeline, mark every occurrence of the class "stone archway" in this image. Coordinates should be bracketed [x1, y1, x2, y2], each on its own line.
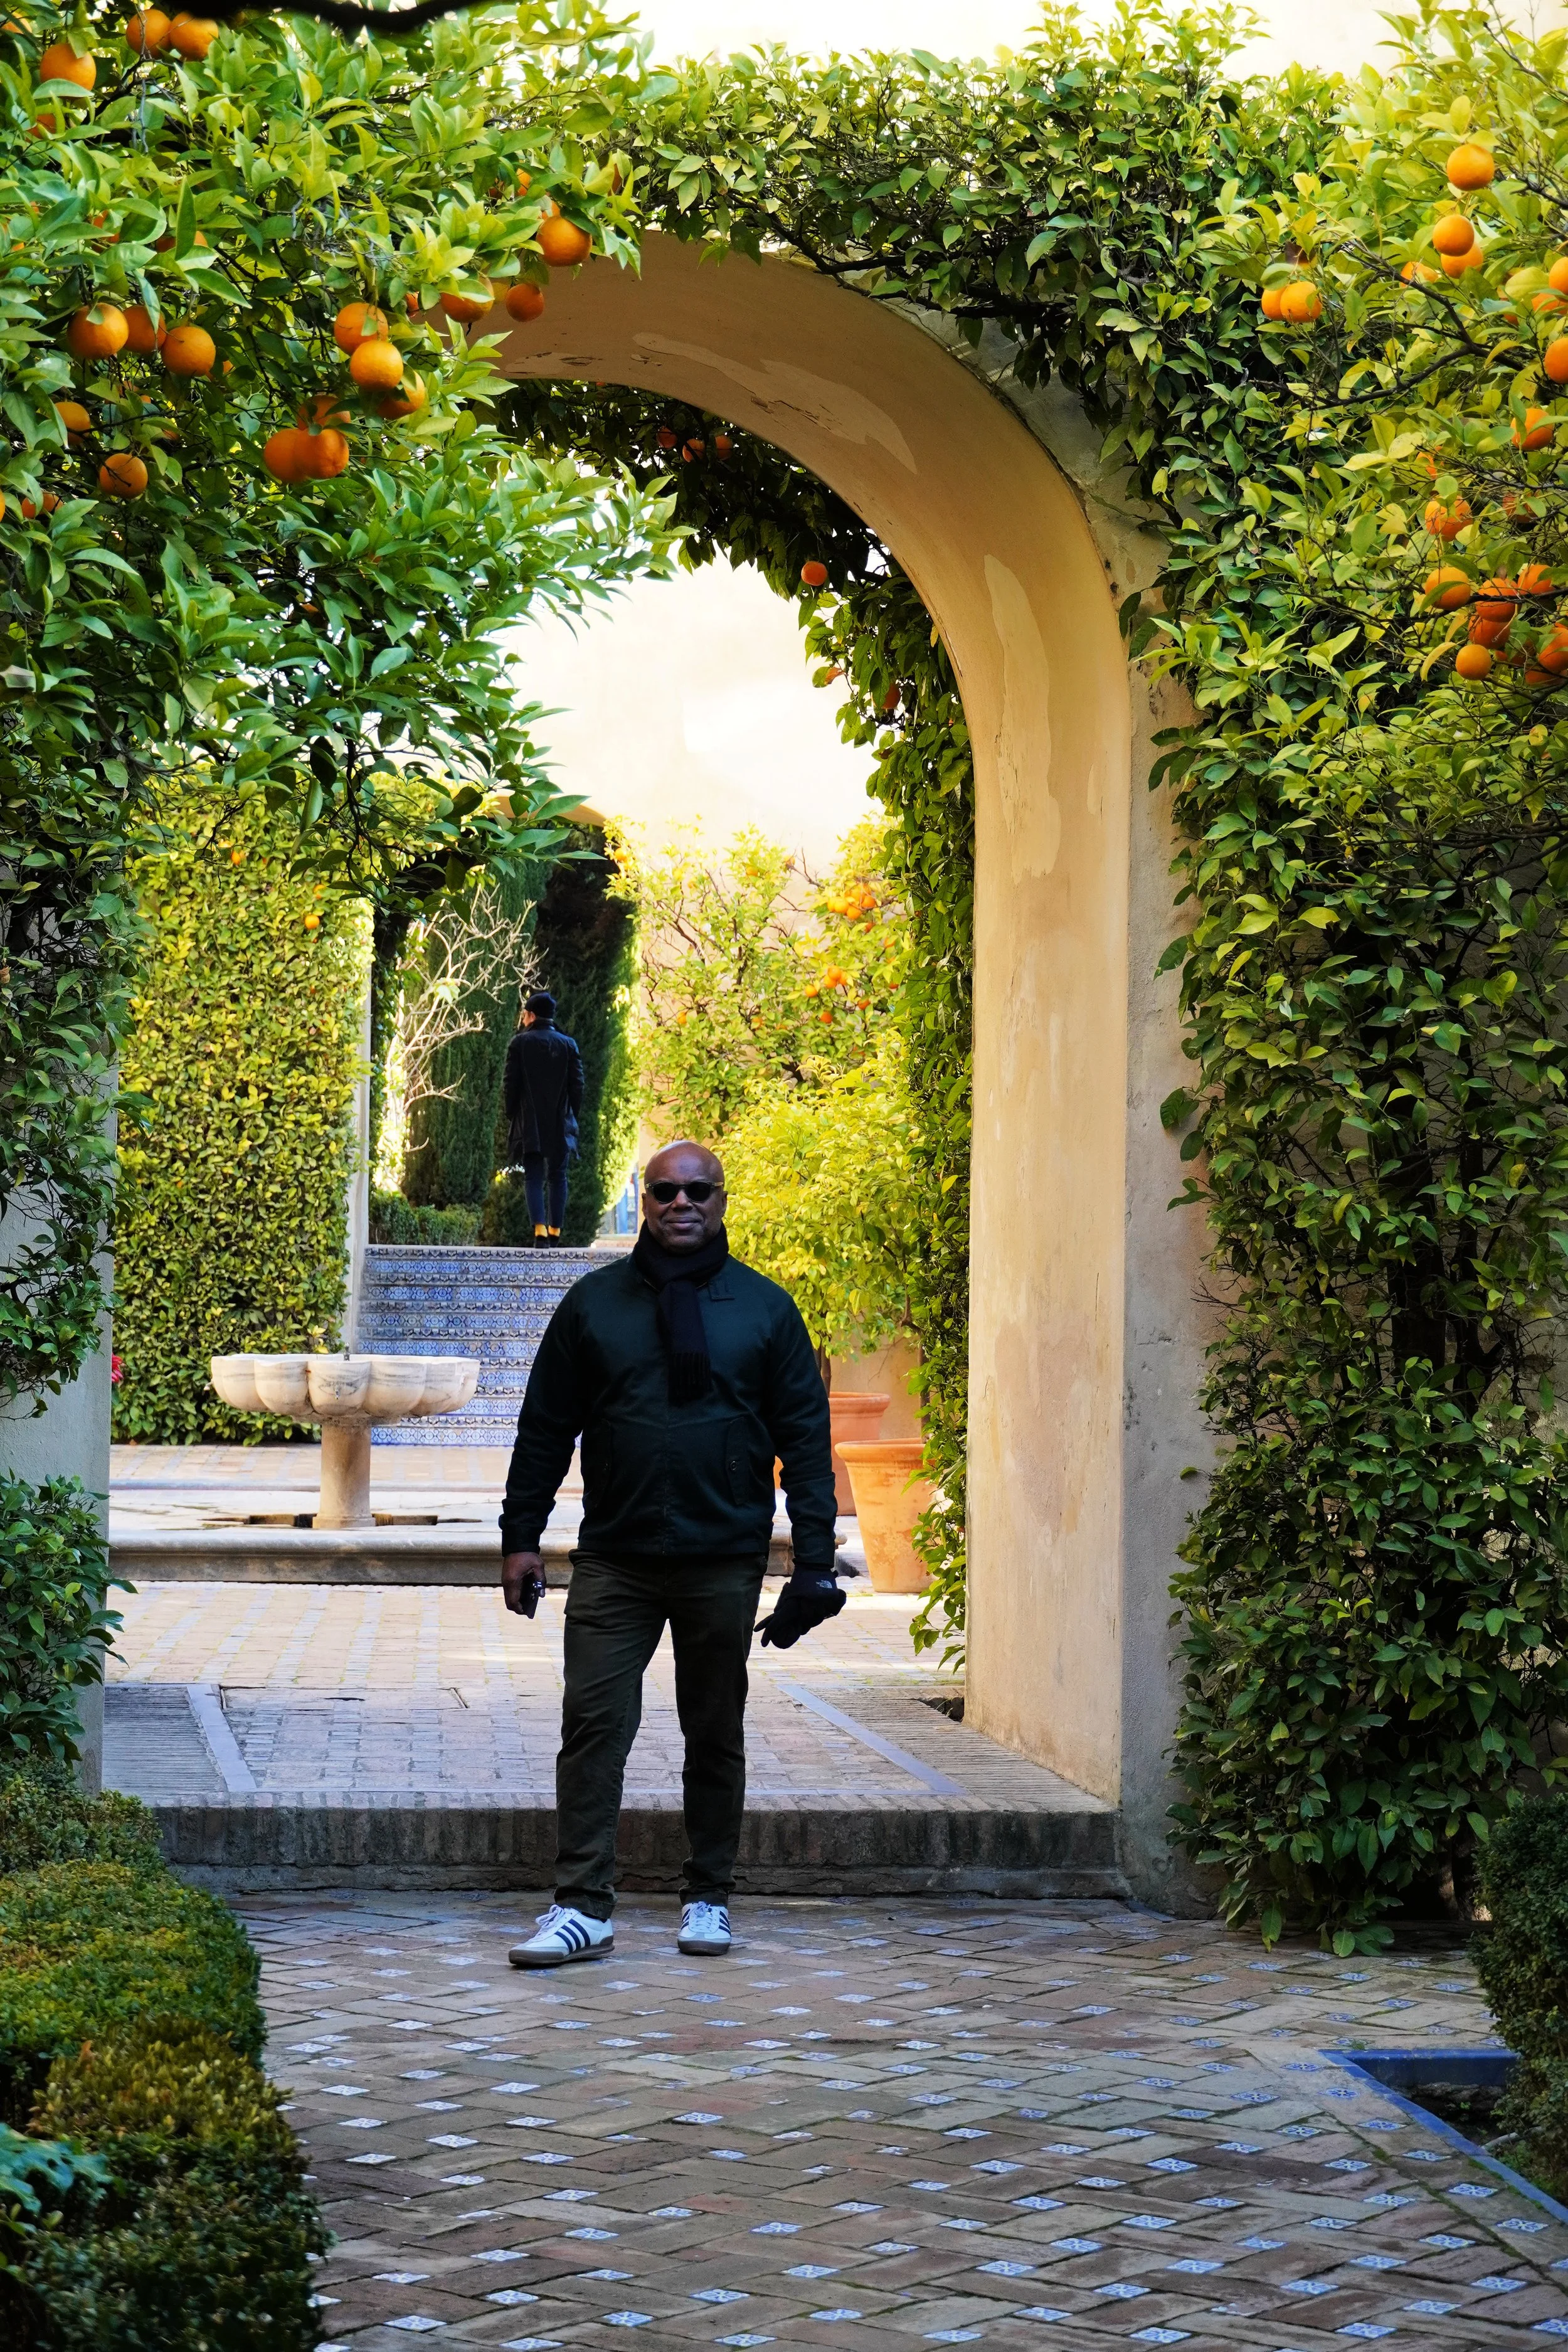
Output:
[493, 233, 1211, 1901]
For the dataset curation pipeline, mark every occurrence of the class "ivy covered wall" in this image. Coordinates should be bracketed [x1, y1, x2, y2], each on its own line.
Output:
[112, 793, 366, 1445]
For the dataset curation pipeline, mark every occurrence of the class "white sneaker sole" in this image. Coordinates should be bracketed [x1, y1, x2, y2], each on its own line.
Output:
[508, 1934, 613, 1970]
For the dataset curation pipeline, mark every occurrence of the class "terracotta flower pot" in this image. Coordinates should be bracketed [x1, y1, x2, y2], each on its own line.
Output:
[827, 1390, 888, 1514]
[835, 1438, 933, 1594]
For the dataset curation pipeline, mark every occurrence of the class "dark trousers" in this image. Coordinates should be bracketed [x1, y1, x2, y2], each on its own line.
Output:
[522, 1150, 568, 1230]
[554, 1550, 766, 1917]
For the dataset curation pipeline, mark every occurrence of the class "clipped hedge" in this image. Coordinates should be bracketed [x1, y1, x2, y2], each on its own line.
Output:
[112, 786, 366, 1444]
[0, 1760, 320, 2351]
[368, 1189, 482, 1248]
[0, 1863, 263, 2116]
[23, 2026, 325, 2352]
[0, 1764, 160, 1882]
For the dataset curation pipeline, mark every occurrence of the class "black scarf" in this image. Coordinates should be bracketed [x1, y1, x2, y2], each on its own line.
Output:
[632, 1221, 729, 1404]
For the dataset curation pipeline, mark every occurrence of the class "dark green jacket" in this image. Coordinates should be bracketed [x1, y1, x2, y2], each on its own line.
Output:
[499, 1253, 837, 1567]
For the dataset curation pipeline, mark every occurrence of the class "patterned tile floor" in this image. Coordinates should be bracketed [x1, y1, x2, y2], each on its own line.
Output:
[252, 1891, 1566, 2351]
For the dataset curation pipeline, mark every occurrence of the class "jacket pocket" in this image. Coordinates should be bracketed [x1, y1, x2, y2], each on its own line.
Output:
[723, 1415, 771, 1507]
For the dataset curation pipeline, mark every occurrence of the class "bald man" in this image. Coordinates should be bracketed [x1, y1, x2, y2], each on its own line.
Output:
[500, 1140, 841, 1964]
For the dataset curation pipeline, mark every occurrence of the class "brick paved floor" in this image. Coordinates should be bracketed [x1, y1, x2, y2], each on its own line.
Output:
[250, 1890, 1567, 2351]
[105, 1587, 1100, 1822]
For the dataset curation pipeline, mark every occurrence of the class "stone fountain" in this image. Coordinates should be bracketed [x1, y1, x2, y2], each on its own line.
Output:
[209, 1353, 480, 1529]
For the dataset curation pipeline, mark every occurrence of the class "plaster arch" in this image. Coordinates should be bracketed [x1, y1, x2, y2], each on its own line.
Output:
[492, 233, 1210, 1902]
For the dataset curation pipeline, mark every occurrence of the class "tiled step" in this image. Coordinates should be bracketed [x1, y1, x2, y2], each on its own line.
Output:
[359, 1242, 595, 1448]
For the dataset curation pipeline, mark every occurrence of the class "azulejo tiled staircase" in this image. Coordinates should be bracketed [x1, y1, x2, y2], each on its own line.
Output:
[357, 1244, 593, 1446]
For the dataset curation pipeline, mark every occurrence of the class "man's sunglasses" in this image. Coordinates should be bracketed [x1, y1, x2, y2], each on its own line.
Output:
[647, 1179, 720, 1204]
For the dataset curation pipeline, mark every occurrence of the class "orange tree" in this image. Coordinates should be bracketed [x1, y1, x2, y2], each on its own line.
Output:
[0, 0, 676, 1406]
[508, 0, 1568, 1943]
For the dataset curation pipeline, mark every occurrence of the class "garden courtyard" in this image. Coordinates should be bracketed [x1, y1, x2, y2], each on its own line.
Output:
[16, 0, 1568, 2342]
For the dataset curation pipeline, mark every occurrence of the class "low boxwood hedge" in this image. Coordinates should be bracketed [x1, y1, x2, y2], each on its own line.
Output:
[17, 2025, 326, 2352]
[0, 1863, 263, 2119]
[0, 1769, 322, 2351]
[0, 1762, 162, 1880]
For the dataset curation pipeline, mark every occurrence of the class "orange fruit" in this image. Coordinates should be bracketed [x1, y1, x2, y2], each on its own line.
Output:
[1401, 260, 1440, 283]
[1454, 643, 1493, 680]
[1515, 405, 1557, 450]
[375, 372, 426, 420]
[1424, 495, 1471, 540]
[307, 427, 350, 479]
[39, 40, 93, 86]
[348, 337, 403, 391]
[297, 395, 349, 429]
[516, 170, 531, 196]
[124, 302, 165, 354]
[1550, 257, 1568, 295]
[168, 13, 216, 56]
[1431, 215, 1475, 257]
[1446, 142, 1495, 189]
[263, 425, 315, 484]
[1532, 623, 1568, 675]
[303, 911, 320, 930]
[1470, 578, 1518, 644]
[66, 304, 127, 361]
[98, 450, 147, 497]
[438, 287, 491, 323]
[1279, 280, 1323, 322]
[53, 398, 91, 435]
[536, 213, 591, 267]
[125, 9, 169, 51]
[1443, 245, 1485, 277]
[1423, 565, 1472, 609]
[1534, 289, 1567, 313]
[162, 322, 215, 376]
[1517, 562, 1555, 597]
[681, 436, 704, 461]
[1259, 285, 1285, 318]
[712, 431, 733, 458]
[882, 685, 900, 711]
[504, 279, 545, 322]
[1545, 337, 1568, 386]
[333, 300, 388, 353]
[800, 559, 828, 588]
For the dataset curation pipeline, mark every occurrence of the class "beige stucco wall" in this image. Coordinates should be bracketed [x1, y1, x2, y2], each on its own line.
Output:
[489, 233, 1210, 1898]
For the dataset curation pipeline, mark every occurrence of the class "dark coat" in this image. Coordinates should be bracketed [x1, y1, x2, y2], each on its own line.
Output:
[499, 1253, 837, 1569]
[503, 1021, 585, 1164]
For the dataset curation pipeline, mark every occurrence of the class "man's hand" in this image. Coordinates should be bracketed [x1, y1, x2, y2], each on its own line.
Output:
[757, 1569, 845, 1650]
[502, 1550, 547, 1618]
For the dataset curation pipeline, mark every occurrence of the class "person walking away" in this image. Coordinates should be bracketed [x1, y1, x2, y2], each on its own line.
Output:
[499, 1138, 844, 1963]
[502, 988, 585, 1243]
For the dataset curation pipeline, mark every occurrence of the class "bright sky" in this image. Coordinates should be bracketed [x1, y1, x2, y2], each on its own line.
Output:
[509, 562, 877, 872]
[631, 0, 1447, 82]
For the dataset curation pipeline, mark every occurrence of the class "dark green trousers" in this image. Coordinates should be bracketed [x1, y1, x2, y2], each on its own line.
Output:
[554, 1550, 767, 1919]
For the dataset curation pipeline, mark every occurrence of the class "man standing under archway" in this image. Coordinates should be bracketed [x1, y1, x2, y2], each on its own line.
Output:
[499, 1139, 843, 1960]
[503, 987, 586, 1243]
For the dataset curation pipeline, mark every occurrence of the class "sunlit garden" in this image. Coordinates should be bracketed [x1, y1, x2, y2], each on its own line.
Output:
[15, 0, 1568, 2333]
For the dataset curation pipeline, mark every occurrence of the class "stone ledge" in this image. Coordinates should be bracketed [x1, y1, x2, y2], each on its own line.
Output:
[152, 1791, 1123, 1898]
[109, 1522, 801, 1583]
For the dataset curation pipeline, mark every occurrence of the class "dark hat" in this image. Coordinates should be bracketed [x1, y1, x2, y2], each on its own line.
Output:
[524, 988, 556, 1017]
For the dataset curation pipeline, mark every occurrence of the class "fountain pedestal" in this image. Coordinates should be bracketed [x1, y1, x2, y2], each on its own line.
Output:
[209, 1353, 480, 1530]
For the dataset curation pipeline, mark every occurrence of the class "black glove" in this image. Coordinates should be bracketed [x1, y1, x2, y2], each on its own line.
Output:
[757, 1569, 845, 1650]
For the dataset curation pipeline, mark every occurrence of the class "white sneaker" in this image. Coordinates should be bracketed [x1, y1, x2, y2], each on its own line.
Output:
[508, 1904, 614, 1969]
[678, 1900, 732, 1956]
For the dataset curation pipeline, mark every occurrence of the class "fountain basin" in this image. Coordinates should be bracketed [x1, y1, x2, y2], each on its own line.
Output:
[210, 1353, 480, 1527]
